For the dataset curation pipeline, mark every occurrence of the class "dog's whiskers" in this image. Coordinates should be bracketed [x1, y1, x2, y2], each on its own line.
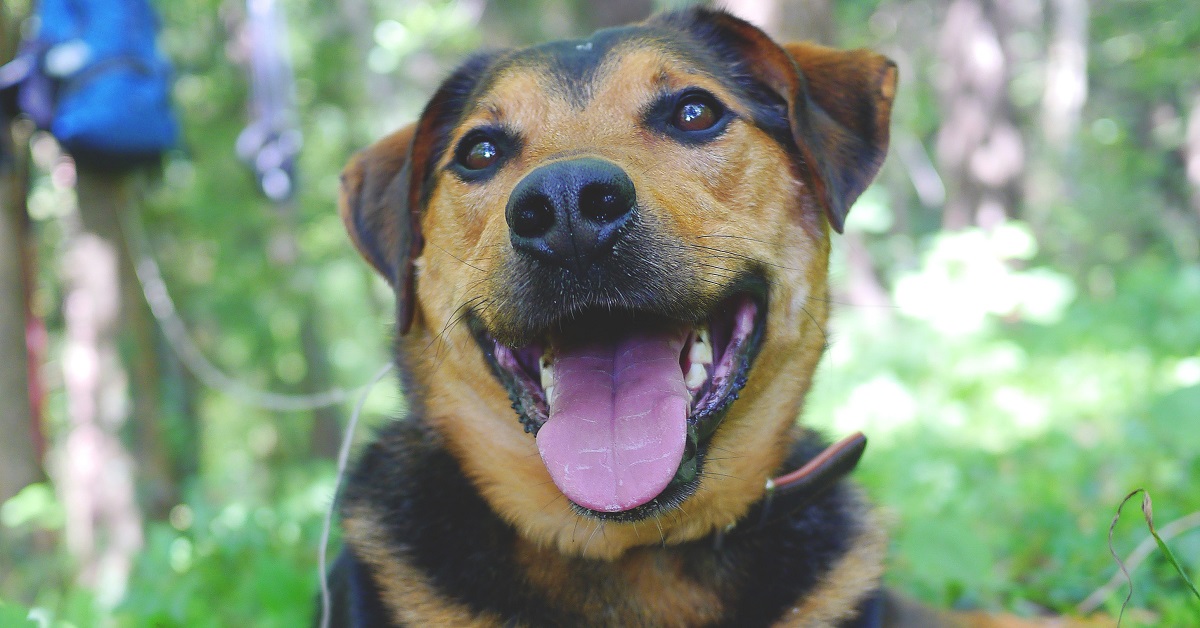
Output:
[696, 233, 773, 245]
[428, 240, 486, 273]
[538, 492, 564, 514]
[582, 520, 606, 555]
[652, 517, 666, 547]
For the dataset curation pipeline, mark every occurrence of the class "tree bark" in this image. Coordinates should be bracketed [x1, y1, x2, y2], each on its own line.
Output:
[1042, 0, 1088, 149]
[935, 0, 1025, 230]
[583, 0, 653, 30]
[728, 0, 835, 44]
[266, 203, 346, 460]
[0, 127, 42, 504]
[0, 2, 43, 505]
[1187, 93, 1200, 223]
[59, 170, 146, 607]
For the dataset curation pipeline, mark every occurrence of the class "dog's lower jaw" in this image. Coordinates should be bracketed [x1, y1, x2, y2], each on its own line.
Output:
[406, 301, 826, 560]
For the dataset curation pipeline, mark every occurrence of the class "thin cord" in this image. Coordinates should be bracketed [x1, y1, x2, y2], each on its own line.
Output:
[318, 362, 393, 628]
[120, 207, 370, 411]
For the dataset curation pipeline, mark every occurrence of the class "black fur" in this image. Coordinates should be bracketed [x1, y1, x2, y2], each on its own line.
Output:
[327, 8, 898, 626]
[416, 51, 506, 208]
[327, 415, 864, 627]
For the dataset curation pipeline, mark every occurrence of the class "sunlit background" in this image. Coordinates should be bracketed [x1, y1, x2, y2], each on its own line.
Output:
[1, 0, 1198, 625]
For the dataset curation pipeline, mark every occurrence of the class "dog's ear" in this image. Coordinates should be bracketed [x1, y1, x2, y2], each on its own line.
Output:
[339, 53, 499, 334]
[783, 42, 897, 233]
[659, 9, 897, 233]
[339, 125, 421, 333]
[340, 125, 416, 287]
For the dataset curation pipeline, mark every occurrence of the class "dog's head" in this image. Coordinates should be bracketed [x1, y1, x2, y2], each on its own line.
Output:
[340, 8, 896, 558]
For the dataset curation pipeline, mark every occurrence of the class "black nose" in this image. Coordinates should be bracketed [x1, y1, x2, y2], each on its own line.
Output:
[506, 158, 636, 271]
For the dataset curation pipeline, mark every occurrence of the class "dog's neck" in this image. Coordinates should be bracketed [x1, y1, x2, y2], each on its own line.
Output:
[712, 431, 867, 551]
[339, 419, 885, 627]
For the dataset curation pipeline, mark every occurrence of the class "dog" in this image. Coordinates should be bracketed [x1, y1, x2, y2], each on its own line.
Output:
[324, 8, 1101, 627]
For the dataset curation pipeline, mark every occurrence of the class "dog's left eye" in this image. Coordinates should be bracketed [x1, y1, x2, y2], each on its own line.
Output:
[672, 94, 722, 132]
[460, 138, 500, 170]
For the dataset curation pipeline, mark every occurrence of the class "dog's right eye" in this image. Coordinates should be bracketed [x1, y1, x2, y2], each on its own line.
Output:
[673, 95, 721, 132]
[459, 138, 500, 171]
[644, 89, 732, 144]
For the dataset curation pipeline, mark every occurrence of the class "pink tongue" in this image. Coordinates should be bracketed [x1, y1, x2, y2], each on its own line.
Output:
[536, 327, 689, 512]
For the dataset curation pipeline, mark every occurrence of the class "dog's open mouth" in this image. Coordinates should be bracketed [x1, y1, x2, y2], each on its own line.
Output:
[472, 291, 765, 519]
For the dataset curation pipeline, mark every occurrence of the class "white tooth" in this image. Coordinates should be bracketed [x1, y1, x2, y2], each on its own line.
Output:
[545, 384, 556, 405]
[540, 359, 554, 391]
[689, 333, 713, 365]
[686, 363, 707, 391]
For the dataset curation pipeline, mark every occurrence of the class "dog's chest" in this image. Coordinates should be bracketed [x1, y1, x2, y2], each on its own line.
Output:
[339, 421, 874, 627]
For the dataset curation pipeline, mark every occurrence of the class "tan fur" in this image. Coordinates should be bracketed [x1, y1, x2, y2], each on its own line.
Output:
[344, 506, 504, 627]
[774, 500, 888, 627]
[410, 44, 833, 560]
[326, 11, 1116, 627]
[515, 539, 728, 626]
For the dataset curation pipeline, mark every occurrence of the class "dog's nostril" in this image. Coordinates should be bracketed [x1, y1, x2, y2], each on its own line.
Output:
[579, 181, 633, 225]
[511, 194, 556, 238]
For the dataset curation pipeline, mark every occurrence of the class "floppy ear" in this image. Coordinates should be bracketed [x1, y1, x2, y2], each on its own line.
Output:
[339, 125, 421, 333]
[783, 42, 897, 233]
[660, 9, 897, 233]
[340, 52, 501, 334]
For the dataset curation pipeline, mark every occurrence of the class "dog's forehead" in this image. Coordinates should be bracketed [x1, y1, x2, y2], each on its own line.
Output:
[471, 25, 721, 118]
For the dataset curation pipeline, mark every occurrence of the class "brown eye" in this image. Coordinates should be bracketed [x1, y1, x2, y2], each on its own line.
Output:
[461, 138, 499, 170]
[673, 95, 720, 132]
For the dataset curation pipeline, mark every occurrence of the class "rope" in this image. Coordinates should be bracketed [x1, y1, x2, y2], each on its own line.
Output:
[317, 362, 392, 628]
[122, 206, 396, 623]
[120, 208, 381, 411]
[120, 198, 399, 626]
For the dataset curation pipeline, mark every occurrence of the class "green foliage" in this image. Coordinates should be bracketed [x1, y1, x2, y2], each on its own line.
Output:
[1109, 490, 1200, 617]
[113, 475, 333, 626]
[810, 237, 1200, 618]
[0, 601, 36, 628]
[5, 0, 1199, 623]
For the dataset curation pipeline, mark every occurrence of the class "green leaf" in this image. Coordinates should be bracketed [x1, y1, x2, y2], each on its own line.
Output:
[1108, 489, 1200, 626]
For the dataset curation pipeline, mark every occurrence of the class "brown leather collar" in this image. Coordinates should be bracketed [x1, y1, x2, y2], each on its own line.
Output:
[758, 429, 864, 528]
[764, 432, 867, 512]
[714, 431, 867, 548]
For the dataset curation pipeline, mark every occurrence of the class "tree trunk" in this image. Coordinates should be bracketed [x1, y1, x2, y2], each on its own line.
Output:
[727, 0, 835, 44]
[0, 126, 42, 504]
[935, 0, 1025, 230]
[266, 202, 346, 459]
[59, 170, 145, 607]
[1042, 0, 1088, 149]
[1187, 92, 1200, 223]
[0, 3, 43, 505]
[303, 306, 343, 458]
[583, 0, 652, 29]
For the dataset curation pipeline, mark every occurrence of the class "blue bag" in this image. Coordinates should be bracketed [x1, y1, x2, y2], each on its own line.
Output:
[0, 0, 179, 168]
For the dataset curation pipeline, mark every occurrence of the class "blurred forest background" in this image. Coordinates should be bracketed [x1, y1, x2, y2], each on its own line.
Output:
[1, 0, 1199, 625]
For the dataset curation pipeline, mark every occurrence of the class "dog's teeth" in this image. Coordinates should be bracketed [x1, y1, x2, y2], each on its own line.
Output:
[545, 384, 556, 405]
[689, 326, 713, 365]
[686, 362, 707, 391]
[540, 359, 554, 391]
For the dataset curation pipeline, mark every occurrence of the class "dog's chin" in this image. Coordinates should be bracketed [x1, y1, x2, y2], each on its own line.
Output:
[469, 284, 767, 522]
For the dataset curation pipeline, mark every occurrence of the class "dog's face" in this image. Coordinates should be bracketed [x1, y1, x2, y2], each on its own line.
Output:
[341, 9, 895, 558]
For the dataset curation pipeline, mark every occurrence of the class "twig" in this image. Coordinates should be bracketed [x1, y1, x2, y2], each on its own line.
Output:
[1077, 507, 1200, 615]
